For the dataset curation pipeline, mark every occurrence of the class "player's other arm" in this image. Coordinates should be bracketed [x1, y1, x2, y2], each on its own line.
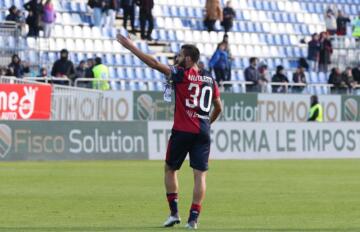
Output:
[210, 98, 222, 124]
[116, 34, 171, 76]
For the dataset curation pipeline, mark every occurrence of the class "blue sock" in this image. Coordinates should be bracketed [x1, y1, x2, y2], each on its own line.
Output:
[188, 203, 201, 222]
[166, 193, 178, 217]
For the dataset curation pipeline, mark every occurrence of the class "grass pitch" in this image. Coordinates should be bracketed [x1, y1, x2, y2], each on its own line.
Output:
[0, 160, 360, 232]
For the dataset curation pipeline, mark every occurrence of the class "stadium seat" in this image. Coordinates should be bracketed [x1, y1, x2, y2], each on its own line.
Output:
[318, 72, 327, 83]
[310, 72, 318, 83]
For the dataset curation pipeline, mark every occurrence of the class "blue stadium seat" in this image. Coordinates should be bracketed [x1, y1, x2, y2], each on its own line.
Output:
[126, 68, 135, 79]
[237, 71, 245, 81]
[105, 53, 114, 65]
[310, 72, 318, 83]
[158, 30, 167, 40]
[178, 7, 187, 17]
[265, 34, 274, 45]
[153, 70, 163, 80]
[274, 34, 282, 45]
[108, 67, 116, 79]
[285, 47, 294, 57]
[318, 72, 327, 83]
[135, 68, 144, 79]
[123, 54, 133, 66]
[233, 58, 242, 69]
[170, 6, 178, 17]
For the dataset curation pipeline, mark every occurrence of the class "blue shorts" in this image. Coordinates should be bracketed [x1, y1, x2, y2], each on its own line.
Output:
[165, 129, 210, 171]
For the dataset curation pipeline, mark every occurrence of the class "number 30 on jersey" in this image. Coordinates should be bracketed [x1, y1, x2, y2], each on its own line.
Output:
[185, 83, 213, 113]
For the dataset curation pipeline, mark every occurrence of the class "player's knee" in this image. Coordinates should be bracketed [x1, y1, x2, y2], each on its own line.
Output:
[165, 163, 177, 173]
[193, 169, 207, 180]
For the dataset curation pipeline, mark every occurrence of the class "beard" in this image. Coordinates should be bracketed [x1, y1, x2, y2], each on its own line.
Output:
[175, 59, 186, 68]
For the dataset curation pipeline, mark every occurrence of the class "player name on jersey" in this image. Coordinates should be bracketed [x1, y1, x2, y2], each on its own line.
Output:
[187, 75, 214, 84]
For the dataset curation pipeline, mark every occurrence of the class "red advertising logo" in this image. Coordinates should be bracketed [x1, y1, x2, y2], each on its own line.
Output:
[0, 84, 52, 120]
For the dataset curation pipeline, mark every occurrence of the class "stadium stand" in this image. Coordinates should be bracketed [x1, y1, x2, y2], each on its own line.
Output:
[0, 0, 360, 93]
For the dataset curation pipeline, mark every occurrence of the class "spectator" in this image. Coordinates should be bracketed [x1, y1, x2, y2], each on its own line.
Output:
[42, 0, 56, 38]
[221, 1, 236, 33]
[342, 67, 357, 93]
[136, 0, 154, 40]
[328, 67, 346, 94]
[209, 42, 229, 86]
[307, 95, 323, 122]
[198, 61, 211, 77]
[122, 0, 136, 33]
[222, 34, 233, 82]
[24, 0, 43, 37]
[92, 57, 110, 90]
[307, 33, 320, 72]
[85, 58, 95, 78]
[6, 7, 27, 35]
[298, 57, 309, 71]
[82, 58, 95, 88]
[352, 12, 360, 47]
[75, 60, 88, 88]
[76, 60, 87, 79]
[258, 63, 270, 92]
[37, 67, 48, 77]
[325, 8, 337, 35]
[244, 57, 260, 92]
[336, 10, 350, 36]
[7, 54, 30, 78]
[0, 66, 9, 76]
[51, 49, 76, 85]
[204, 0, 223, 32]
[319, 32, 332, 73]
[292, 66, 307, 93]
[272, 65, 289, 93]
[105, 0, 119, 28]
[5, 5, 21, 22]
[352, 63, 360, 83]
[88, 0, 107, 27]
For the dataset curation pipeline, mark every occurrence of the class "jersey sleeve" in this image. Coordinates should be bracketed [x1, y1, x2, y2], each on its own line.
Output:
[168, 66, 185, 83]
[213, 81, 220, 99]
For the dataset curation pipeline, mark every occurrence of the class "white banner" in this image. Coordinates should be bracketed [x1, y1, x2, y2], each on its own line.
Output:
[257, 94, 341, 122]
[148, 121, 360, 160]
[102, 91, 133, 121]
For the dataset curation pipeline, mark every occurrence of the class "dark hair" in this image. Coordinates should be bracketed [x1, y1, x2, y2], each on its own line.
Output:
[95, 57, 102, 65]
[11, 54, 20, 63]
[181, 44, 200, 63]
[311, 95, 318, 104]
[9, 5, 16, 12]
[60, 49, 68, 54]
[249, 57, 257, 64]
[276, 65, 284, 73]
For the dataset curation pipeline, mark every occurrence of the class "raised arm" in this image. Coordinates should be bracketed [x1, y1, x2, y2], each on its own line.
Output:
[117, 34, 171, 76]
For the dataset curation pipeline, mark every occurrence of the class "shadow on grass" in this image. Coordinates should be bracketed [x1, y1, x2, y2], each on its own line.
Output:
[0, 227, 359, 232]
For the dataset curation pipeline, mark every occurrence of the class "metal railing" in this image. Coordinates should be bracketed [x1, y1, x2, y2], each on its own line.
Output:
[221, 81, 360, 95]
[23, 77, 73, 85]
[51, 84, 104, 121]
[3, 76, 360, 96]
[75, 78, 164, 90]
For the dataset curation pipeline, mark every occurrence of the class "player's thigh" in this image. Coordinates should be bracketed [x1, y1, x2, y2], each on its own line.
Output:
[189, 133, 211, 172]
[166, 130, 195, 170]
